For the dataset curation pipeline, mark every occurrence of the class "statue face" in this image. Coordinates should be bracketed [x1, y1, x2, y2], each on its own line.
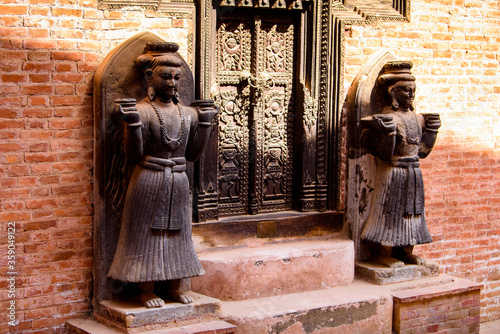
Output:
[391, 81, 415, 110]
[150, 65, 182, 101]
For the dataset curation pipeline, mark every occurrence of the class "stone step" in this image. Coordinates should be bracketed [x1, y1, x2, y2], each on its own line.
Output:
[218, 280, 393, 333]
[191, 238, 355, 301]
[66, 318, 236, 334]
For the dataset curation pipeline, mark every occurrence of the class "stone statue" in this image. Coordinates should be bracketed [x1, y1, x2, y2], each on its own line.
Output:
[106, 42, 217, 308]
[360, 61, 441, 268]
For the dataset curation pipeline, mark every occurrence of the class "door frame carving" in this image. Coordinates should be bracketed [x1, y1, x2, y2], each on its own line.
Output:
[196, 0, 336, 221]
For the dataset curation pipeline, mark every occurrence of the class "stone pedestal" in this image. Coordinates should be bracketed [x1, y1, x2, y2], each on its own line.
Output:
[93, 293, 220, 332]
[356, 261, 440, 285]
[66, 293, 236, 334]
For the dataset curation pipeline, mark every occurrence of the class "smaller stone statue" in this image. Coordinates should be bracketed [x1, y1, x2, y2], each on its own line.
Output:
[360, 61, 441, 268]
[106, 42, 217, 307]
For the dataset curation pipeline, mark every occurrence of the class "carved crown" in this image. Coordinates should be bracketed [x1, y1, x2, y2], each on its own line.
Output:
[145, 42, 180, 53]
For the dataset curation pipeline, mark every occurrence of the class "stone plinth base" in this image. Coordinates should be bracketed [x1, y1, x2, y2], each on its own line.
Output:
[356, 261, 440, 285]
[91, 292, 222, 333]
[192, 239, 355, 301]
[393, 277, 482, 334]
[219, 280, 393, 334]
[66, 318, 236, 334]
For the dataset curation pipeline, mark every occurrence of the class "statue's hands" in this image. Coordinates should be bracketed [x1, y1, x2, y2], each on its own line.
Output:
[372, 115, 396, 135]
[114, 103, 141, 125]
[197, 106, 218, 123]
[192, 100, 218, 124]
[422, 113, 441, 131]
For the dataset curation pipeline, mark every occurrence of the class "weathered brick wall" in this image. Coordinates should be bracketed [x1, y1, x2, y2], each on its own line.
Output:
[392, 279, 482, 334]
[344, 0, 500, 323]
[0, 0, 498, 333]
[0, 1, 192, 332]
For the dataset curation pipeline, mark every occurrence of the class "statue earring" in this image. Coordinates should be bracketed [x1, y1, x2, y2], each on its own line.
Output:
[148, 85, 155, 101]
[391, 92, 399, 110]
[392, 99, 399, 110]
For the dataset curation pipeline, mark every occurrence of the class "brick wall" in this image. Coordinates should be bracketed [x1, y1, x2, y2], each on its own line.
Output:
[0, 0, 498, 333]
[392, 278, 482, 333]
[343, 0, 500, 323]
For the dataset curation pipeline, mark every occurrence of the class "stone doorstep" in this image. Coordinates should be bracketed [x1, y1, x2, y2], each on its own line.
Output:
[356, 261, 440, 285]
[94, 292, 222, 332]
[219, 279, 394, 334]
[66, 318, 236, 334]
[192, 238, 355, 301]
[217, 275, 481, 334]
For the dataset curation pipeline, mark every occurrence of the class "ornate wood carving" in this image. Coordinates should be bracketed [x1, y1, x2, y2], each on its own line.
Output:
[193, 0, 411, 221]
[210, 14, 295, 217]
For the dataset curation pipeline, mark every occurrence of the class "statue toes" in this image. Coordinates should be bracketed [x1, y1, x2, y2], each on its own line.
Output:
[145, 297, 165, 308]
[404, 254, 426, 266]
[179, 294, 194, 304]
[379, 256, 405, 268]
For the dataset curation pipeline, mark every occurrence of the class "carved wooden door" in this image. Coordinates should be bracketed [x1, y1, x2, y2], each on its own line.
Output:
[215, 12, 296, 216]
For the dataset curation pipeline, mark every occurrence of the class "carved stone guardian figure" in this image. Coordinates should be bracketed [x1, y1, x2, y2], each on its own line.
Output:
[360, 61, 441, 268]
[106, 42, 217, 308]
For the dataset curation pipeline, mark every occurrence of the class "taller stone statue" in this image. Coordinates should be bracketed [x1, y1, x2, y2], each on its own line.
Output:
[106, 42, 217, 308]
[360, 61, 441, 268]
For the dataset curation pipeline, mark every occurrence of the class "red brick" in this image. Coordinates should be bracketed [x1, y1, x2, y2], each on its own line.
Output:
[21, 84, 53, 95]
[24, 39, 58, 50]
[0, 4, 28, 15]
[2, 74, 28, 83]
[49, 118, 81, 129]
[25, 152, 58, 163]
[8, 164, 30, 176]
[52, 72, 84, 83]
[29, 73, 51, 83]
[23, 62, 54, 72]
[55, 9, 83, 18]
[0, 142, 28, 152]
[29, 6, 50, 16]
[0, 211, 31, 221]
[27, 97, 50, 107]
[50, 95, 84, 106]
[51, 51, 84, 62]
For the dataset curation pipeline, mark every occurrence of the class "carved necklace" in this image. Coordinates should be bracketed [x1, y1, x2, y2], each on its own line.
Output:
[148, 99, 186, 150]
[396, 110, 421, 145]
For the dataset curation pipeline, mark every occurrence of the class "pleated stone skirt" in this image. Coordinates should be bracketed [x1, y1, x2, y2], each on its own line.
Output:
[108, 164, 205, 282]
[361, 162, 433, 247]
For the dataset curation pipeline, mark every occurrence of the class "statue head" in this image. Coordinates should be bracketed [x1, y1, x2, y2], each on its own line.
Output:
[377, 61, 416, 111]
[136, 42, 183, 103]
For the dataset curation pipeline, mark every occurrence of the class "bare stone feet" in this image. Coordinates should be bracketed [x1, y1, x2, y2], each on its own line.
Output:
[170, 289, 194, 304]
[377, 245, 404, 268]
[403, 253, 426, 265]
[401, 246, 426, 265]
[140, 291, 165, 308]
[378, 255, 405, 268]
[139, 282, 165, 308]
